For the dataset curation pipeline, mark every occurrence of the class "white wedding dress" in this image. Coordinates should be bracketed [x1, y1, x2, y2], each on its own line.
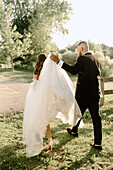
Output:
[23, 56, 82, 157]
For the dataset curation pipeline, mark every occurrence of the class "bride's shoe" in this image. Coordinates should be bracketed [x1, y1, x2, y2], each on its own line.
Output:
[42, 139, 53, 151]
[49, 139, 53, 151]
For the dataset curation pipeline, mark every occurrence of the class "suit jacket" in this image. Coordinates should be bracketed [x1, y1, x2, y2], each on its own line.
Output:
[62, 53, 100, 102]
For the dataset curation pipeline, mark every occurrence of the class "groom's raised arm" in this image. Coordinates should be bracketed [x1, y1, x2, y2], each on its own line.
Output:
[50, 53, 83, 75]
[60, 57, 83, 75]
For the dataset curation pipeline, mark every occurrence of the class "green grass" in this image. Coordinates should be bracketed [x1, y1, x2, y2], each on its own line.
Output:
[0, 68, 33, 83]
[0, 95, 113, 169]
[0, 68, 77, 83]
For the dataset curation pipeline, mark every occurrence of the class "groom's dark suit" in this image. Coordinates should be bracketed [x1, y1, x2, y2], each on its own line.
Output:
[62, 52, 102, 145]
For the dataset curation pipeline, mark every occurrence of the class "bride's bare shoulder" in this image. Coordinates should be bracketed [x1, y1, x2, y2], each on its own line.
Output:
[33, 74, 38, 80]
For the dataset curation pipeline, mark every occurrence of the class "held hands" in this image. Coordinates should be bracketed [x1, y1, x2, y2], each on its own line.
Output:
[50, 53, 59, 64]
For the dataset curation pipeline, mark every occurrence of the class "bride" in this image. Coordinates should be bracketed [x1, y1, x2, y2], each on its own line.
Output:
[23, 53, 82, 157]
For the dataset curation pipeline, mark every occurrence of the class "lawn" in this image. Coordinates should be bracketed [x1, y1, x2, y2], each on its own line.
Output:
[0, 95, 113, 170]
[0, 68, 77, 83]
[0, 68, 33, 83]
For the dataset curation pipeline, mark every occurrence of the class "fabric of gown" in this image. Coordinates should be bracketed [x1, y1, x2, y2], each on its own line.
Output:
[23, 56, 82, 157]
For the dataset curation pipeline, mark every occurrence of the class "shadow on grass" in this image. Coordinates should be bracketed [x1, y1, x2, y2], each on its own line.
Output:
[50, 124, 93, 153]
[79, 127, 92, 135]
[103, 126, 113, 136]
[0, 68, 12, 72]
[68, 148, 103, 169]
[0, 144, 47, 169]
[0, 131, 74, 169]
[101, 107, 113, 118]
[52, 132, 74, 151]
[51, 122, 70, 133]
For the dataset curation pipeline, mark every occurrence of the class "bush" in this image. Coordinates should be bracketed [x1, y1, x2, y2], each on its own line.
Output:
[59, 49, 66, 54]
[92, 50, 113, 77]
[14, 64, 34, 71]
[62, 50, 78, 66]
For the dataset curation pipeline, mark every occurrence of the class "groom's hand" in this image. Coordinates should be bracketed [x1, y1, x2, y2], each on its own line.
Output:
[50, 53, 59, 64]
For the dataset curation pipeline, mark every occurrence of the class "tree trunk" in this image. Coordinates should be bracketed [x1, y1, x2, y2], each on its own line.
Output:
[10, 58, 14, 71]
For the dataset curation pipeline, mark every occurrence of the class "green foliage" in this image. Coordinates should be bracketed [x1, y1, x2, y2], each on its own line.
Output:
[88, 41, 113, 77]
[60, 40, 113, 77]
[0, 95, 113, 169]
[100, 43, 113, 59]
[62, 50, 78, 65]
[88, 40, 113, 59]
[0, 0, 33, 70]
[1, 0, 71, 65]
[3, 0, 33, 36]
[29, 0, 72, 55]
[93, 51, 113, 77]
[88, 40, 102, 52]
[59, 48, 66, 54]
[109, 47, 113, 59]
[3, 0, 33, 18]
[12, 16, 31, 35]
[67, 40, 81, 52]
[101, 43, 109, 57]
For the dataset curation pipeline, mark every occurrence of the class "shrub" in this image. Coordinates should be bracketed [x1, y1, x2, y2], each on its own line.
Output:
[62, 50, 78, 66]
[92, 50, 113, 77]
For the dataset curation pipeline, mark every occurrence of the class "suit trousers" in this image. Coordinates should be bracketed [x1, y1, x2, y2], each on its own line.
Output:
[72, 99, 102, 145]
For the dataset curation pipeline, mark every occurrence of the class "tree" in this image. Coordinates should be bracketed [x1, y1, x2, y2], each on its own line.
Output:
[62, 50, 78, 66]
[29, 0, 72, 55]
[3, 0, 72, 54]
[2, 0, 72, 64]
[108, 47, 113, 59]
[0, 0, 33, 70]
[3, 0, 33, 18]
[67, 40, 81, 52]
[59, 40, 113, 77]
[101, 43, 109, 57]
[88, 41, 113, 77]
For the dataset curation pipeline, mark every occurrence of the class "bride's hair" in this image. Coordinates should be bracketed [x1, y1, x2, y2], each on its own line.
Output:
[34, 53, 47, 79]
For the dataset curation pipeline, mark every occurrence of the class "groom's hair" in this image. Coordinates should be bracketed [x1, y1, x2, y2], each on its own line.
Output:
[77, 41, 89, 51]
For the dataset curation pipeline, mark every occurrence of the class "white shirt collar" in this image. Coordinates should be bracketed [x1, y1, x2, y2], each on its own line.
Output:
[84, 52, 90, 55]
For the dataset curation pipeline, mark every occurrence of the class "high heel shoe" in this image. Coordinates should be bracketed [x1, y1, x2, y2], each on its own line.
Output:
[49, 139, 53, 151]
[42, 139, 53, 151]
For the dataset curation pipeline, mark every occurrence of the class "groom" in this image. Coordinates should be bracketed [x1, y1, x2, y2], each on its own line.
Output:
[50, 41, 102, 150]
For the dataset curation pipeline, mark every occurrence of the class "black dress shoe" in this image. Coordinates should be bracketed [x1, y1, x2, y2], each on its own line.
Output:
[67, 128, 78, 137]
[90, 144, 102, 150]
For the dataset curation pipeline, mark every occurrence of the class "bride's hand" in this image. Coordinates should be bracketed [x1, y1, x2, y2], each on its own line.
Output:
[50, 53, 59, 64]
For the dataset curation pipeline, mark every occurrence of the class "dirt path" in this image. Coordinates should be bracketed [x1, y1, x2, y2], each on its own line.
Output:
[0, 76, 30, 114]
[0, 75, 113, 114]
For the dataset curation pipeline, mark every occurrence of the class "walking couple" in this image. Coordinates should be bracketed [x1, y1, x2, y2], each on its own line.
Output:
[23, 41, 102, 157]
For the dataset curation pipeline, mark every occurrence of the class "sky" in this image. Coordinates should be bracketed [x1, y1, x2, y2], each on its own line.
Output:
[52, 0, 113, 49]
